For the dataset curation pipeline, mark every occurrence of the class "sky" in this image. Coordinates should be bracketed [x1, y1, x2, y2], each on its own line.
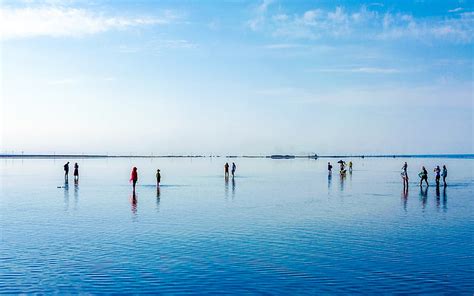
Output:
[0, 0, 473, 155]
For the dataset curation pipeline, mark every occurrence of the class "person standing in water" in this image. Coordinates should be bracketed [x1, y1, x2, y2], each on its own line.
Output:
[434, 166, 441, 187]
[156, 169, 161, 187]
[349, 161, 353, 172]
[231, 162, 236, 178]
[401, 162, 409, 187]
[130, 167, 138, 192]
[419, 166, 429, 187]
[442, 165, 448, 186]
[328, 162, 333, 174]
[73, 163, 79, 182]
[224, 163, 229, 178]
[64, 162, 70, 181]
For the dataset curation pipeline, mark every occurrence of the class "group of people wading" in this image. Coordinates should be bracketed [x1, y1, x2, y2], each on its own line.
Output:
[402, 162, 448, 188]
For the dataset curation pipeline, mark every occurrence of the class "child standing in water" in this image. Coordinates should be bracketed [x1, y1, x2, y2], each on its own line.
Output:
[434, 166, 441, 187]
[419, 166, 429, 187]
[73, 163, 79, 182]
[130, 167, 138, 192]
[156, 169, 161, 187]
[442, 165, 448, 186]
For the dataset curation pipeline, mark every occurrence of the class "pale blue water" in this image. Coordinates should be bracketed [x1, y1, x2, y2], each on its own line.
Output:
[1, 157, 473, 294]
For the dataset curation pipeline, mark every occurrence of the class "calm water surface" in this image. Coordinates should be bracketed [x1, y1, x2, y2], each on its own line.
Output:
[1, 157, 473, 294]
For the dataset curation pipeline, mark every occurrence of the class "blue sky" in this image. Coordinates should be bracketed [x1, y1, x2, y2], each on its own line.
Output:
[1, 0, 472, 155]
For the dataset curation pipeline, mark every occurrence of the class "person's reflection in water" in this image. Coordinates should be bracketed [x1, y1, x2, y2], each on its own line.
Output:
[442, 186, 448, 212]
[156, 188, 161, 213]
[328, 173, 332, 193]
[74, 179, 79, 211]
[64, 181, 69, 211]
[339, 173, 345, 192]
[232, 177, 236, 200]
[130, 192, 138, 217]
[419, 186, 428, 210]
[224, 176, 229, 200]
[435, 185, 441, 210]
[401, 186, 408, 212]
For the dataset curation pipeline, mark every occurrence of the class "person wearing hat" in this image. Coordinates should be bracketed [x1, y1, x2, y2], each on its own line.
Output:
[156, 169, 161, 187]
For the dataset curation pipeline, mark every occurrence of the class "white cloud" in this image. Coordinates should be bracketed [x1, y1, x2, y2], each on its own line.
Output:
[0, 6, 178, 39]
[448, 7, 463, 13]
[247, 0, 275, 31]
[248, 5, 474, 43]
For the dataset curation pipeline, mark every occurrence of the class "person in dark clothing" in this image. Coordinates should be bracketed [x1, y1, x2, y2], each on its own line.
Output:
[328, 162, 333, 174]
[224, 163, 229, 178]
[434, 166, 441, 187]
[73, 163, 79, 181]
[64, 162, 70, 181]
[156, 169, 161, 187]
[231, 162, 236, 177]
[419, 166, 429, 187]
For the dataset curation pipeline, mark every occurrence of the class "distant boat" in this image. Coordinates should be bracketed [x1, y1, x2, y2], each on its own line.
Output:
[270, 155, 295, 159]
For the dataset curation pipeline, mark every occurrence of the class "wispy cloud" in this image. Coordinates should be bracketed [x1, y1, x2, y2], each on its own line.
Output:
[448, 7, 463, 13]
[247, 4, 474, 43]
[247, 0, 274, 31]
[310, 67, 401, 74]
[0, 6, 179, 39]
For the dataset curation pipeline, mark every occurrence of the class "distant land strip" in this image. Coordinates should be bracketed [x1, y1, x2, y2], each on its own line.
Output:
[0, 154, 473, 159]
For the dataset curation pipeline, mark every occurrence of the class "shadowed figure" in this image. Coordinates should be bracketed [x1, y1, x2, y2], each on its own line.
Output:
[231, 162, 236, 178]
[419, 166, 429, 187]
[156, 169, 161, 187]
[64, 162, 70, 182]
[434, 165, 441, 187]
[73, 162, 79, 182]
[401, 162, 409, 188]
[224, 162, 230, 178]
[442, 165, 448, 186]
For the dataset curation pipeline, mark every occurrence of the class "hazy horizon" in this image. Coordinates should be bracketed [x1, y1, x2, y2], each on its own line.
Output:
[1, 0, 473, 155]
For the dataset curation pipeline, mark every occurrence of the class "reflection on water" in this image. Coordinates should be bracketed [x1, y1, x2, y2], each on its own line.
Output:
[0, 157, 472, 294]
[130, 192, 137, 218]
[419, 186, 428, 210]
[339, 173, 345, 192]
[401, 186, 408, 212]
[63, 181, 69, 211]
[74, 181, 79, 211]
[224, 176, 229, 200]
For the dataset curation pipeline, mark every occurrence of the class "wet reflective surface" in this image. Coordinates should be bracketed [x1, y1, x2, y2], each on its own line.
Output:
[1, 157, 473, 293]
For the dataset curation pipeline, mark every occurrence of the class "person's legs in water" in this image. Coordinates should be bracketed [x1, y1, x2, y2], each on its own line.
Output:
[424, 176, 429, 187]
[443, 175, 447, 187]
[133, 180, 137, 192]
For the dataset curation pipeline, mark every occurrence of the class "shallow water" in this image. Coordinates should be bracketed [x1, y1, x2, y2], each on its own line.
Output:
[1, 157, 473, 293]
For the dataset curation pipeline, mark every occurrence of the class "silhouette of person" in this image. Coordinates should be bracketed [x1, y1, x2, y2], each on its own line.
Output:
[156, 169, 161, 187]
[130, 167, 138, 192]
[231, 162, 236, 177]
[419, 166, 429, 187]
[349, 161, 353, 172]
[434, 165, 441, 187]
[442, 165, 448, 186]
[224, 163, 229, 178]
[64, 162, 70, 181]
[328, 162, 333, 174]
[73, 162, 79, 182]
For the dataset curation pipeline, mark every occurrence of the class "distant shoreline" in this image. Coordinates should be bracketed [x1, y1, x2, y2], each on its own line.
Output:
[1, 154, 473, 159]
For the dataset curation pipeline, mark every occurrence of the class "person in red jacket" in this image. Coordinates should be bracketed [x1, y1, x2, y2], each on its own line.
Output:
[130, 167, 138, 192]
